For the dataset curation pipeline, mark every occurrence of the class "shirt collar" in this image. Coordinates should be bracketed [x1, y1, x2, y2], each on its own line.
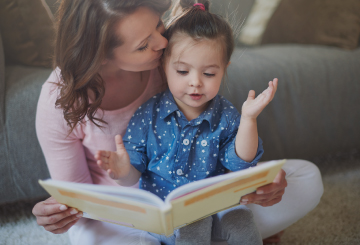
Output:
[159, 89, 222, 130]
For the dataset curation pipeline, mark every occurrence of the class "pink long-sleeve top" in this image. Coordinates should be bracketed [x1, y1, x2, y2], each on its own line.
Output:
[36, 68, 166, 186]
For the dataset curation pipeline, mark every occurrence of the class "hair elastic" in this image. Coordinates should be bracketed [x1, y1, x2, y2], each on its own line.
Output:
[193, 3, 206, 11]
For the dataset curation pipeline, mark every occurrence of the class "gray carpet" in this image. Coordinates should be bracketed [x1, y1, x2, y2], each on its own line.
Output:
[1, 149, 360, 245]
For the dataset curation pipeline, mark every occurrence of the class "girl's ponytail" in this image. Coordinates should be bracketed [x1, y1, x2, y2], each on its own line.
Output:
[170, 0, 210, 19]
[165, 0, 234, 66]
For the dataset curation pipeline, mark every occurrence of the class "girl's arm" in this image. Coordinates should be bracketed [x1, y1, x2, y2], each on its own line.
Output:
[235, 79, 278, 161]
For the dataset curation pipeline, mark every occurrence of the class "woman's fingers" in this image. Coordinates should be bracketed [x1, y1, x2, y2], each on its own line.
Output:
[32, 196, 83, 234]
[49, 219, 80, 234]
[257, 169, 287, 194]
[239, 169, 287, 206]
[32, 197, 66, 216]
[43, 211, 82, 234]
[240, 190, 284, 206]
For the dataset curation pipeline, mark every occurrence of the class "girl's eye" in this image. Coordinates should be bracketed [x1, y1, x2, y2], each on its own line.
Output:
[138, 44, 149, 52]
[204, 73, 215, 77]
[177, 70, 188, 75]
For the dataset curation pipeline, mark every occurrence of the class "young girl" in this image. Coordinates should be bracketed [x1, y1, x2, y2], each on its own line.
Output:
[95, 1, 278, 244]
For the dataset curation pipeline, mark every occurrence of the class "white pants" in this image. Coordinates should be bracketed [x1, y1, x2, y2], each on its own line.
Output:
[68, 159, 324, 245]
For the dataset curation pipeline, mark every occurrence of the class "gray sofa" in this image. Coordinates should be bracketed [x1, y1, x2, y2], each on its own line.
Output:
[1, 0, 359, 205]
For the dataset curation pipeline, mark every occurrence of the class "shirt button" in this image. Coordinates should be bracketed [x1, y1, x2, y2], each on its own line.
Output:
[183, 139, 189, 145]
[201, 140, 207, 146]
[176, 169, 183, 175]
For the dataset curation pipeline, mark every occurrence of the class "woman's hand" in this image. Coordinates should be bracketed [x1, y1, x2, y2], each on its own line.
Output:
[240, 168, 287, 207]
[241, 78, 278, 120]
[32, 196, 82, 234]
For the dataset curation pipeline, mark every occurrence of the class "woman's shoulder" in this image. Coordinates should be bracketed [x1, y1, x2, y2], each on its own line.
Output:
[39, 67, 62, 102]
[36, 68, 67, 126]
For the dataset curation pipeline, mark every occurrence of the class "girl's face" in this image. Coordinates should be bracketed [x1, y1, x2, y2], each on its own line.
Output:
[103, 7, 168, 72]
[164, 35, 227, 117]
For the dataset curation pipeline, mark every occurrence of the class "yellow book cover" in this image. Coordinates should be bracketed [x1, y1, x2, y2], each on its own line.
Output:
[39, 159, 286, 236]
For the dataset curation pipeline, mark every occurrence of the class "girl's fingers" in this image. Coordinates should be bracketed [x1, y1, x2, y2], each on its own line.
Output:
[247, 90, 256, 100]
[95, 150, 111, 159]
[115, 135, 126, 153]
[108, 169, 117, 179]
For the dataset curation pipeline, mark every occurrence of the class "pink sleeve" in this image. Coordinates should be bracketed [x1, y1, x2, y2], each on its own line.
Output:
[36, 71, 93, 184]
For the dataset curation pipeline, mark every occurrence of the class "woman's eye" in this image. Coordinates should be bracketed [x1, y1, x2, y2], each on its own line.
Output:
[138, 44, 149, 52]
[204, 73, 215, 77]
[177, 70, 188, 75]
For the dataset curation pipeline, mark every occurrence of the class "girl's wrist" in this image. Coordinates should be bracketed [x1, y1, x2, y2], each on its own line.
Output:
[240, 116, 257, 124]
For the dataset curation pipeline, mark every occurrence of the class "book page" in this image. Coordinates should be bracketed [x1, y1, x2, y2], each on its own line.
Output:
[39, 179, 173, 235]
[167, 160, 286, 228]
[165, 161, 280, 203]
[46, 180, 165, 207]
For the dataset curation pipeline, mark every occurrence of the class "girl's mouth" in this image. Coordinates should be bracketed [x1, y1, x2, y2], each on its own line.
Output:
[189, 94, 203, 100]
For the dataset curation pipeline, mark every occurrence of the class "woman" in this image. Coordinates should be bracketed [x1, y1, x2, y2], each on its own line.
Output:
[32, 0, 323, 244]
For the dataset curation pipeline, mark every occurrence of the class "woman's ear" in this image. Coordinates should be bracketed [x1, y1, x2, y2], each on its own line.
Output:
[227, 61, 231, 67]
[101, 59, 108, 65]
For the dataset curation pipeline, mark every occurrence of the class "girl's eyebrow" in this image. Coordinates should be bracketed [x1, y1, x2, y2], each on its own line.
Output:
[173, 61, 220, 69]
[135, 19, 162, 49]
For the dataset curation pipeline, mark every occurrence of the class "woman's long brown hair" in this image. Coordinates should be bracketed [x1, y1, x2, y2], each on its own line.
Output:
[54, 0, 171, 133]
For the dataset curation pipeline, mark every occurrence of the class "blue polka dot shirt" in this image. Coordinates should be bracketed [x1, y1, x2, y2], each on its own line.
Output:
[124, 89, 264, 200]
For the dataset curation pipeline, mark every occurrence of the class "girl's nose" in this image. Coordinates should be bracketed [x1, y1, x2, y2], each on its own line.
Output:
[189, 76, 202, 87]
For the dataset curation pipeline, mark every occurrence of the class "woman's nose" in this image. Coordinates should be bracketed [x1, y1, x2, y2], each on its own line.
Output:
[153, 32, 168, 51]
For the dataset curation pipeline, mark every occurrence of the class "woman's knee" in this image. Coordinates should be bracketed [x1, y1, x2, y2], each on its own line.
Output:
[284, 159, 324, 208]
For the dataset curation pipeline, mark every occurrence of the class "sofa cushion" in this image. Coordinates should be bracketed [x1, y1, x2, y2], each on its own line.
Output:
[1, 66, 52, 203]
[261, 0, 360, 49]
[238, 0, 281, 46]
[210, 0, 255, 46]
[0, 32, 7, 199]
[0, 0, 55, 67]
[222, 45, 360, 160]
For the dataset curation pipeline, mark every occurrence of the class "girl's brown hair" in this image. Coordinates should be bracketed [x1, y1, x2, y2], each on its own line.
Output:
[164, 0, 235, 66]
[54, 0, 171, 132]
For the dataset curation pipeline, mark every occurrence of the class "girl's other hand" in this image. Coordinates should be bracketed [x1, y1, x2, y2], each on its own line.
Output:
[241, 78, 278, 120]
[239, 168, 287, 207]
[32, 196, 82, 234]
[95, 134, 131, 180]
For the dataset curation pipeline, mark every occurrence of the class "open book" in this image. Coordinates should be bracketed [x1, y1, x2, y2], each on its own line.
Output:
[39, 159, 285, 236]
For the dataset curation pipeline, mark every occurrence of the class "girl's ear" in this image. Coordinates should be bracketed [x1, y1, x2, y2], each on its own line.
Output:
[227, 61, 231, 67]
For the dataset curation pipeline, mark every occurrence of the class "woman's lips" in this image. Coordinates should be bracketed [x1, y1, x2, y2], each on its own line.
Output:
[189, 94, 202, 100]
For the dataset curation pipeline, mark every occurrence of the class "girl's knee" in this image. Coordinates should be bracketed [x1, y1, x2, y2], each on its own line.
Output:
[219, 206, 255, 229]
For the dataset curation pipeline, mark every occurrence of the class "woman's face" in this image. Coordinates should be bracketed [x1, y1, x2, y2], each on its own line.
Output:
[104, 7, 168, 72]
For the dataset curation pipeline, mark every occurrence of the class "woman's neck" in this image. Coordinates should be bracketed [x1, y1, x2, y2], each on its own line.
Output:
[93, 67, 151, 111]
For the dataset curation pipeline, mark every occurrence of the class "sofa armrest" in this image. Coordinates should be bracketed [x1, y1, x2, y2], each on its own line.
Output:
[222, 44, 360, 160]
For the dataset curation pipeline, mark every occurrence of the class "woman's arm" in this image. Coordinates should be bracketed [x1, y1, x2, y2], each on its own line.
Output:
[32, 76, 92, 233]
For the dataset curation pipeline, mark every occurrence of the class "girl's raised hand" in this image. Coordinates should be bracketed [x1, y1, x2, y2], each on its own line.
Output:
[241, 78, 278, 119]
[95, 134, 132, 180]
